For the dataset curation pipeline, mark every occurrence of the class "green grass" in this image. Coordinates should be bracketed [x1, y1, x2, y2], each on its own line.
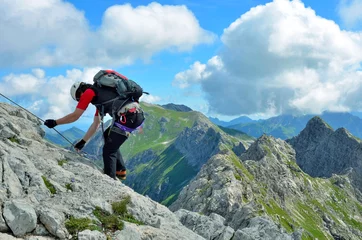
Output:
[121, 103, 200, 159]
[58, 159, 68, 166]
[8, 136, 20, 144]
[42, 176, 56, 194]
[132, 145, 198, 205]
[93, 207, 124, 231]
[65, 183, 72, 191]
[262, 200, 295, 233]
[65, 217, 101, 236]
[133, 163, 148, 174]
[227, 154, 254, 181]
[161, 193, 178, 206]
[92, 195, 144, 233]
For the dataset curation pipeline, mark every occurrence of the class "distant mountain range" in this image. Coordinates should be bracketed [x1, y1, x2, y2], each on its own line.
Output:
[43, 126, 85, 147]
[209, 116, 255, 127]
[210, 111, 362, 140]
[160, 103, 193, 112]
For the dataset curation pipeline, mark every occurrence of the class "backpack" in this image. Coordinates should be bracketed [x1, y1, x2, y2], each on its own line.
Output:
[93, 70, 147, 101]
[115, 101, 145, 133]
[93, 70, 147, 132]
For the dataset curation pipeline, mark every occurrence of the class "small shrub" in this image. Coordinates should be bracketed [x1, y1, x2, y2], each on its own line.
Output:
[58, 159, 68, 166]
[42, 176, 56, 194]
[65, 216, 101, 235]
[93, 207, 124, 231]
[112, 196, 144, 225]
[65, 183, 72, 191]
[112, 196, 130, 215]
[8, 136, 20, 144]
[92, 195, 143, 234]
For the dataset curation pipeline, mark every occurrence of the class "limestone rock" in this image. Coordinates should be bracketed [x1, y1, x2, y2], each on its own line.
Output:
[287, 116, 362, 192]
[78, 230, 106, 240]
[3, 200, 37, 237]
[0, 102, 204, 240]
[175, 209, 234, 240]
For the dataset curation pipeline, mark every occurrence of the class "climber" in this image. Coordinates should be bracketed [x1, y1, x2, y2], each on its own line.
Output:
[43, 70, 145, 181]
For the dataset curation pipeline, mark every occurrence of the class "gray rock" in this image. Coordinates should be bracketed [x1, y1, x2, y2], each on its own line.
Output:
[113, 224, 142, 240]
[38, 208, 67, 239]
[0, 207, 10, 232]
[113, 222, 205, 240]
[78, 230, 106, 240]
[0, 233, 23, 240]
[174, 121, 222, 169]
[25, 237, 55, 240]
[233, 217, 292, 240]
[33, 224, 50, 236]
[287, 116, 362, 193]
[170, 133, 362, 239]
[175, 209, 235, 240]
[0, 102, 206, 240]
[3, 200, 37, 237]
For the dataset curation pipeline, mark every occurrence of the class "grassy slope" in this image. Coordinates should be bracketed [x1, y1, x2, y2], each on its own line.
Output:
[120, 103, 201, 159]
[121, 103, 253, 205]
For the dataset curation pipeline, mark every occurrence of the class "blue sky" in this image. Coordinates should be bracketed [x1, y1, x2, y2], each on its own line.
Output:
[0, 0, 362, 131]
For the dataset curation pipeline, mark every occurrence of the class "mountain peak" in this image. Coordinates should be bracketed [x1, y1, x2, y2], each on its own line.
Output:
[307, 116, 333, 129]
[288, 116, 334, 145]
[288, 116, 362, 194]
[161, 103, 193, 112]
[240, 134, 294, 162]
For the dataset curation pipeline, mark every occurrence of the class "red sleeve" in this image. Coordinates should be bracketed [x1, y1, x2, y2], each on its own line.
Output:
[76, 89, 95, 110]
[94, 109, 98, 116]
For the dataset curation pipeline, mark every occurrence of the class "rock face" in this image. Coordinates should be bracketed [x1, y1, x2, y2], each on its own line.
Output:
[0, 102, 205, 240]
[287, 116, 362, 193]
[173, 121, 223, 169]
[170, 133, 362, 239]
[3, 200, 37, 237]
[124, 117, 249, 204]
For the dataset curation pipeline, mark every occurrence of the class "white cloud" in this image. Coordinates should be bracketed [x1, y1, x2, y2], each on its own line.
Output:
[0, 0, 215, 68]
[172, 56, 223, 88]
[140, 94, 161, 104]
[173, 0, 362, 116]
[338, 0, 362, 28]
[0, 68, 102, 119]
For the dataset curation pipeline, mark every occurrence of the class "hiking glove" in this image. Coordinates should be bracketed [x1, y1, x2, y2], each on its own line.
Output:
[44, 119, 57, 128]
[74, 139, 86, 150]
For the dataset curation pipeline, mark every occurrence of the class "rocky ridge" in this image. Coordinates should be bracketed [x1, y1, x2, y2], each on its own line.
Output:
[81, 103, 252, 205]
[170, 131, 362, 239]
[125, 115, 251, 204]
[0, 102, 205, 240]
[287, 116, 362, 194]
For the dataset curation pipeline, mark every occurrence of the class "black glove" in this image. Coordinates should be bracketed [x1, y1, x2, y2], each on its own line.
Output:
[74, 139, 86, 151]
[44, 119, 57, 128]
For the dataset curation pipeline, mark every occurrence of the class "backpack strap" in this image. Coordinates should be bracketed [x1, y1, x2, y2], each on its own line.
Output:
[95, 97, 130, 142]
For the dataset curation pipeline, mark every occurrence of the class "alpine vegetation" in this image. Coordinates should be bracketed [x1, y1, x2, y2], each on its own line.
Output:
[170, 120, 362, 239]
[0, 102, 204, 239]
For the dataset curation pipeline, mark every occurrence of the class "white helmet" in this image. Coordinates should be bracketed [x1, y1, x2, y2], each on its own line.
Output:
[70, 82, 82, 101]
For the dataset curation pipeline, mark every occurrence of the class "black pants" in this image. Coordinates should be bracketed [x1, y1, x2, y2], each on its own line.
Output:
[103, 125, 128, 179]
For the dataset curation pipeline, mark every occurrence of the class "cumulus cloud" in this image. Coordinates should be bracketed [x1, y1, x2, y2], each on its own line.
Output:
[0, 68, 102, 119]
[173, 0, 362, 116]
[0, 0, 215, 68]
[140, 94, 161, 104]
[338, 0, 362, 28]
